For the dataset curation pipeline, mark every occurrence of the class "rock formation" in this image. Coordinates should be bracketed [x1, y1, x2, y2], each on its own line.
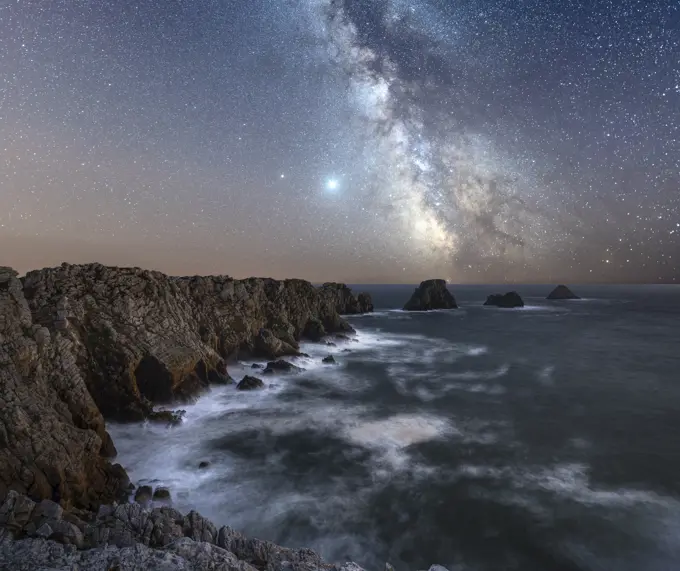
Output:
[0, 267, 129, 511]
[0, 490, 374, 571]
[403, 280, 457, 311]
[236, 376, 265, 391]
[19, 263, 371, 421]
[483, 291, 524, 308]
[0, 263, 371, 513]
[546, 285, 580, 300]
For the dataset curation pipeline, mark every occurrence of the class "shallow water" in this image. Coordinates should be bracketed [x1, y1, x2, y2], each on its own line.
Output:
[109, 284, 680, 571]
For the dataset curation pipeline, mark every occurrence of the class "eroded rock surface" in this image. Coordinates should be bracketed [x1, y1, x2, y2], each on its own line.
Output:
[0, 491, 378, 571]
[403, 280, 457, 311]
[0, 268, 128, 511]
[20, 263, 371, 421]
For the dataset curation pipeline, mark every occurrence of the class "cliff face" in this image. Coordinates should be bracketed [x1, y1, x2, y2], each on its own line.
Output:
[21, 263, 373, 422]
[0, 268, 128, 511]
[0, 263, 371, 511]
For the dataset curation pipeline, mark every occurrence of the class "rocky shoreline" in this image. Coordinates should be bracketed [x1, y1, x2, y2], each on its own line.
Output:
[0, 263, 402, 571]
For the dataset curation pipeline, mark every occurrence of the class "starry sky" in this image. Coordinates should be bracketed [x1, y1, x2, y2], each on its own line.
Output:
[1, 0, 679, 283]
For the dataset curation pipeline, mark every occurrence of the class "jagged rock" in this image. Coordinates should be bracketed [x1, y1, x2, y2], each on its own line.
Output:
[236, 376, 265, 391]
[147, 409, 185, 426]
[262, 360, 303, 374]
[17, 263, 371, 422]
[403, 280, 458, 311]
[322, 355, 336, 364]
[0, 272, 128, 510]
[484, 291, 524, 308]
[152, 488, 171, 501]
[547, 284, 580, 300]
[0, 491, 381, 571]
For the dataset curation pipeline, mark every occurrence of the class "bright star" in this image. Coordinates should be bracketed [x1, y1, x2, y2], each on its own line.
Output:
[326, 178, 339, 191]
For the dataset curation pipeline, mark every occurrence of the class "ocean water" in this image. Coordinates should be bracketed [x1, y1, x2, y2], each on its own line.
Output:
[109, 284, 680, 571]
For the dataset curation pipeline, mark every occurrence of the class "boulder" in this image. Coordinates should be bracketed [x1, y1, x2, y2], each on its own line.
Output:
[262, 360, 303, 375]
[147, 410, 185, 426]
[322, 355, 336, 364]
[198, 461, 210, 469]
[403, 279, 457, 311]
[547, 285, 580, 300]
[134, 486, 153, 504]
[484, 291, 524, 308]
[152, 488, 171, 501]
[236, 376, 265, 391]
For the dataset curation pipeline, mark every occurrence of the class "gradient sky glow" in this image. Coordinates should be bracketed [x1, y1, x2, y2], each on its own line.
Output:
[1, 0, 679, 283]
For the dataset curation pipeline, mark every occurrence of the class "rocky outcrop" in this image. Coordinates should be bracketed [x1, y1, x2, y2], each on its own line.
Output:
[0, 491, 378, 571]
[403, 280, 457, 311]
[483, 291, 524, 308]
[546, 285, 580, 300]
[236, 376, 265, 391]
[19, 263, 371, 421]
[0, 268, 129, 511]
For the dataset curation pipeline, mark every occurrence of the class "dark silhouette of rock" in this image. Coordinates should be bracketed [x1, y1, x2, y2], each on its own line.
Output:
[484, 291, 524, 308]
[134, 486, 153, 503]
[547, 285, 580, 300]
[152, 487, 171, 501]
[403, 279, 457, 311]
[236, 376, 265, 390]
[198, 461, 210, 469]
[251, 363, 263, 369]
[322, 355, 336, 364]
[262, 360, 303, 374]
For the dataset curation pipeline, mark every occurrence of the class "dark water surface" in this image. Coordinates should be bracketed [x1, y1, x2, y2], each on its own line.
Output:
[110, 284, 680, 571]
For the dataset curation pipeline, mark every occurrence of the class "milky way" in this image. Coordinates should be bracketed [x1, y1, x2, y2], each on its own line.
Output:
[1, 0, 678, 282]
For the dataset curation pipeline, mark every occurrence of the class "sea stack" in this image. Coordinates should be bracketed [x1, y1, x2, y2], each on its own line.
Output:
[484, 291, 524, 308]
[403, 279, 458, 311]
[547, 285, 580, 300]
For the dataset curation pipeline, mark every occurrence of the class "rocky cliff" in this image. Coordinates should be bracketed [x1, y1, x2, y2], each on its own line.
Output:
[403, 280, 457, 311]
[0, 267, 129, 511]
[0, 263, 372, 513]
[21, 263, 373, 421]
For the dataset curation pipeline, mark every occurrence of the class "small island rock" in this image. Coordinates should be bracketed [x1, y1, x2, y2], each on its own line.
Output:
[547, 284, 580, 300]
[484, 291, 524, 308]
[403, 279, 458, 311]
[322, 355, 336, 364]
[236, 376, 265, 390]
[152, 487, 171, 501]
[262, 360, 303, 374]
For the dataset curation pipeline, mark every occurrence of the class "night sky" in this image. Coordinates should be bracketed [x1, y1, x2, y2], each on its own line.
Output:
[2, 0, 678, 283]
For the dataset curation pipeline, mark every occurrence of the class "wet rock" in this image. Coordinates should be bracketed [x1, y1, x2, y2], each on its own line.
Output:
[236, 376, 265, 391]
[262, 360, 303, 374]
[322, 355, 336, 364]
[134, 486, 153, 504]
[147, 409, 185, 426]
[403, 279, 458, 311]
[547, 284, 580, 300]
[198, 461, 210, 469]
[152, 488, 171, 501]
[484, 291, 524, 308]
[253, 328, 299, 359]
[303, 317, 326, 342]
[250, 363, 263, 369]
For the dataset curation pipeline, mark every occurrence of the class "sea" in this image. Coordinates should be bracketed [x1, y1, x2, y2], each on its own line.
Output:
[108, 284, 680, 571]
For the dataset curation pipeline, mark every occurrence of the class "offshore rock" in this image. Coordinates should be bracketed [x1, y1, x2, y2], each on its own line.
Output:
[484, 291, 524, 308]
[236, 376, 265, 391]
[0, 268, 129, 511]
[546, 284, 580, 300]
[263, 360, 303, 374]
[21, 263, 372, 421]
[403, 279, 458, 311]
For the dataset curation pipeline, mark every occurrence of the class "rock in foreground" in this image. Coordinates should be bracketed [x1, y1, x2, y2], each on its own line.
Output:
[0, 491, 374, 571]
[484, 291, 524, 308]
[546, 284, 580, 300]
[236, 376, 265, 390]
[403, 279, 457, 311]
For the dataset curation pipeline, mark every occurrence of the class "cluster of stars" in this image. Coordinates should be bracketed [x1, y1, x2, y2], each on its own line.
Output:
[0, 0, 677, 282]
